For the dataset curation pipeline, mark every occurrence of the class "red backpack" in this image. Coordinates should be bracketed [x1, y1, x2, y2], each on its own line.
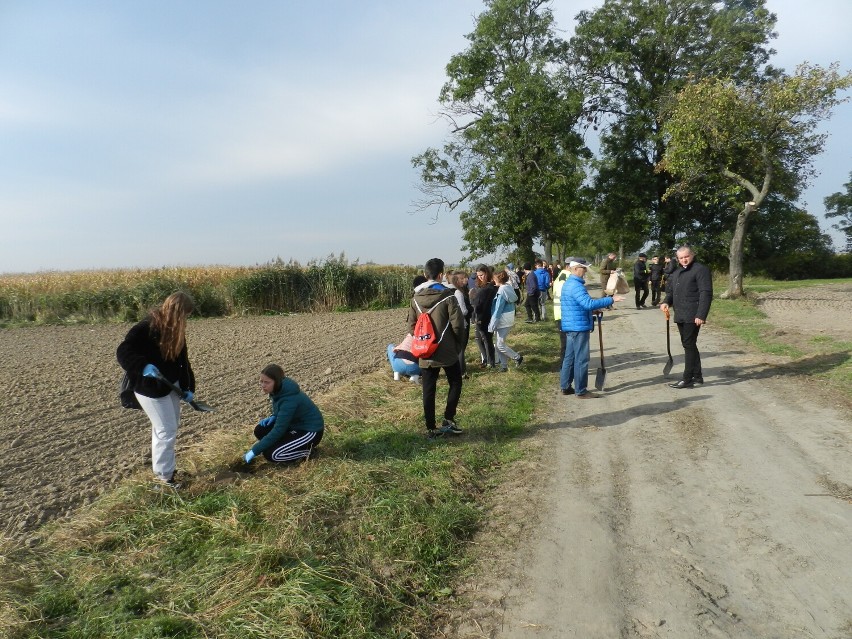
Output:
[411, 297, 451, 358]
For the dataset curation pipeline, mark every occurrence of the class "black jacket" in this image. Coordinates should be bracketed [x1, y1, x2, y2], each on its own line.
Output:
[117, 319, 195, 399]
[649, 263, 664, 282]
[664, 261, 713, 323]
[470, 282, 498, 329]
[633, 259, 649, 282]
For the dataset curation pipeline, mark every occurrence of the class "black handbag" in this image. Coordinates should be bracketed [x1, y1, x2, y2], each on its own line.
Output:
[119, 372, 141, 410]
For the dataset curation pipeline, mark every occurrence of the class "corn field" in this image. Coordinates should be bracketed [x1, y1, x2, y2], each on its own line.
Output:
[0, 257, 418, 325]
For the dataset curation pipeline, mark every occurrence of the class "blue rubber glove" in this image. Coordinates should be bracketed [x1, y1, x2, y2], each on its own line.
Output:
[244, 450, 256, 464]
[258, 415, 276, 427]
[142, 364, 160, 378]
[182, 390, 194, 402]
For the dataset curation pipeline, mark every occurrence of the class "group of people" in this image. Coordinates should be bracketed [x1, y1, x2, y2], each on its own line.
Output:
[630, 253, 678, 309]
[119, 246, 711, 486]
[117, 291, 324, 488]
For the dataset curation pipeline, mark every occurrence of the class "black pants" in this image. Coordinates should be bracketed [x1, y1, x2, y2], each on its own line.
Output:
[474, 321, 495, 366]
[420, 361, 463, 430]
[556, 320, 567, 363]
[457, 324, 470, 375]
[634, 279, 649, 307]
[254, 424, 323, 462]
[676, 321, 703, 382]
[650, 280, 662, 305]
[525, 290, 541, 321]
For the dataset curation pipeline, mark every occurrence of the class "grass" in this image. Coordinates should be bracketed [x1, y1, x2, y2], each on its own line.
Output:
[0, 321, 557, 639]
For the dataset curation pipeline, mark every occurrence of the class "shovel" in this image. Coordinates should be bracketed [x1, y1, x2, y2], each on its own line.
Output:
[594, 313, 606, 391]
[663, 307, 674, 377]
[155, 372, 215, 412]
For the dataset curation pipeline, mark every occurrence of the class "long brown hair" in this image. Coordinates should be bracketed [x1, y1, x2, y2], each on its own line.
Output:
[150, 291, 194, 361]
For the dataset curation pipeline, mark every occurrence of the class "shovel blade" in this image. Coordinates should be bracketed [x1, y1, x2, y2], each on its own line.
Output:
[595, 367, 606, 390]
[189, 400, 215, 412]
[663, 358, 673, 377]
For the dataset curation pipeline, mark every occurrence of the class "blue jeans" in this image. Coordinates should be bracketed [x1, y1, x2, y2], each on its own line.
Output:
[560, 330, 591, 395]
[387, 344, 420, 377]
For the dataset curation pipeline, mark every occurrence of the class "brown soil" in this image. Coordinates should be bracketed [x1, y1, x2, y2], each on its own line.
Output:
[0, 309, 406, 543]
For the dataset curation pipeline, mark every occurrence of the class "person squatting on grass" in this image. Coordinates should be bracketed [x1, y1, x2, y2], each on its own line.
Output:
[242, 364, 324, 466]
[117, 291, 196, 488]
[387, 276, 427, 383]
[660, 245, 713, 389]
[488, 270, 523, 372]
[559, 260, 625, 398]
[408, 257, 466, 438]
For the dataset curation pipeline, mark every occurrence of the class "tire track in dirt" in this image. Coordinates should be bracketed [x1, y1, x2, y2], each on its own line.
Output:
[0, 309, 407, 543]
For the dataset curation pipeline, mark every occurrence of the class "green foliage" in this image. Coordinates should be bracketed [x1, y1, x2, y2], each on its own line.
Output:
[824, 171, 852, 252]
[412, 0, 588, 262]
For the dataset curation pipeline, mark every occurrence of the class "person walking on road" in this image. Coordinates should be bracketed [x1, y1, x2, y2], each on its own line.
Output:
[649, 255, 664, 306]
[117, 291, 196, 488]
[599, 252, 618, 297]
[559, 260, 625, 398]
[633, 253, 650, 308]
[534, 259, 552, 320]
[660, 245, 713, 389]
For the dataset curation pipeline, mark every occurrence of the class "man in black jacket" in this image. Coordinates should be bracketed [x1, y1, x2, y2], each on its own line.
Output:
[633, 253, 650, 308]
[660, 246, 713, 389]
[648, 255, 664, 306]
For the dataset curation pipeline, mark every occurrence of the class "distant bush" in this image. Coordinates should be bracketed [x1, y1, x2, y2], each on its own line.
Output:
[0, 257, 417, 325]
[758, 251, 852, 280]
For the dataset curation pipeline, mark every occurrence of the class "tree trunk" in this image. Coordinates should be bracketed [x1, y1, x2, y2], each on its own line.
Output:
[543, 238, 553, 264]
[722, 201, 756, 299]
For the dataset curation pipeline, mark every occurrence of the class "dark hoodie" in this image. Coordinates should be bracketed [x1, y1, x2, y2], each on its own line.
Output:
[407, 280, 465, 368]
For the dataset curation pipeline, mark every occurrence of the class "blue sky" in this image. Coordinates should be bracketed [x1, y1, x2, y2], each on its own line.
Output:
[1, 0, 850, 274]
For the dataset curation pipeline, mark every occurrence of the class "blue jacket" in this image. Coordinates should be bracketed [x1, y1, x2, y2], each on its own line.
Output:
[534, 267, 551, 292]
[560, 275, 613, 332]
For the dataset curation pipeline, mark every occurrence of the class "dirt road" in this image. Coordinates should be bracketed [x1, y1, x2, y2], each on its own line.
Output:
[450, 293, 852, 638]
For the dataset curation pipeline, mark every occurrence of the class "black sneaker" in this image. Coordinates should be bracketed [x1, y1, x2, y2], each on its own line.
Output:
[440, 419, 464, 435]
[561, 386, 575, 395]
[515, 354, 524, 368]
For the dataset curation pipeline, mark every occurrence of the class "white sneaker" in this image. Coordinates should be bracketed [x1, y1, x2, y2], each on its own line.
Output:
[409, 375, 420, 384]
[393, 372, 401, 381]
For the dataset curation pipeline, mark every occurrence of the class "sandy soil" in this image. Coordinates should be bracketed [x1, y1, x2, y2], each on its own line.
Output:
[2, 287, 851, 638]
[442, 284, 852, 639]
[0, 309, 407, 543]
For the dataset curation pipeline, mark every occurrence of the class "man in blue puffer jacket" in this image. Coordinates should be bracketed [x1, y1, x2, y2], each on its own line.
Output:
[559, 259, 625, 397]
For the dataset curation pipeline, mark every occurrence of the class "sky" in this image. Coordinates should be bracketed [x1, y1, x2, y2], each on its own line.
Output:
[1, 1, 850, 274]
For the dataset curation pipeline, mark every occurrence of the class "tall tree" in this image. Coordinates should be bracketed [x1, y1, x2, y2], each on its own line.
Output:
[570, 0, 777, 250]
[824, 172, 852, 252]
[661, 63, 852, 297]
[412, 0, 588, 263]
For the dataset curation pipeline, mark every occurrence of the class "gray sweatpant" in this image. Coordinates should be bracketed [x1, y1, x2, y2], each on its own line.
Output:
[136, 391, 181, 482]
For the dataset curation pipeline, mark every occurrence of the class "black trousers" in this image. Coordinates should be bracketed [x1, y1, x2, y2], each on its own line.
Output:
[525, 290, 541, 321]
[634, 279, 649, 307]
[650, 280, 662, 305]
[254, 424, 323, 462]
[474, 321, 495, 366]
[676, 321, 703, 382]
[556, 320, 566, 363]
[420, 361, 463, 430]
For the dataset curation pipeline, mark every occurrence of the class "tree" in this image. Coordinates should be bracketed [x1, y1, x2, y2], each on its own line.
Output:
[411, 0, 588, 263]
[661, 63, 852, 297]
[569, 0, 777, 250]
[824, 172, 852, 252]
